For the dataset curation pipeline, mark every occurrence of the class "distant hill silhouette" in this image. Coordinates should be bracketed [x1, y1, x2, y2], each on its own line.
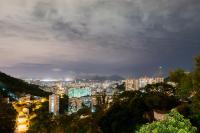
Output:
[93, 75, 124, 81]
[76, 74, 124, 81]
[0, 72, 50, 98]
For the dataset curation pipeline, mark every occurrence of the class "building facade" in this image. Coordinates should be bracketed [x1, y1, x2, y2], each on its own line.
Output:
[138, 77, 164, 88]
[125, 77, 164, 91]
[125, 78, 139, 91]
[49, 94, 60, 115]
[68, 87, 91, 98]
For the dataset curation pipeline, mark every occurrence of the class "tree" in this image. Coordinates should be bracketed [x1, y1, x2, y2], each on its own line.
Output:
[178, 74, 193, 98]
[169, 68, 187, 84]
[116, 83, 125, 91]
[0, 95, 17, 133]
[169, 69, 193, 99]
[193, 55, 200, 92]
[136, 109, 197, 133]
[141, 83, 176, 96]
[175, 55, 200, 132]
[59, 95, 68, 114]
[99, 91, 149, 133]
[143, 92, 179, 111]
[188, 55, 200, 130]
[28, 101, 56, 133]
[182, 93, 200, 132]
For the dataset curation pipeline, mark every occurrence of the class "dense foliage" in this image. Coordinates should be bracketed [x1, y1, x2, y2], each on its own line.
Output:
[168, 55, 200, 132]
[28, 101, 56, 133]
[99, 88, 179, 133]
[59, 95, 69, 114]
[116, 82, 125, 91]
[99, 92, 148, 133]
[136, 109, 197, 133]
[0, 95, 17, 133]
[28, 101, 102, 133]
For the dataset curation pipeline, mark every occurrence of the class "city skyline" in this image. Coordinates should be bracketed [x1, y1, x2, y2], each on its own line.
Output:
[0, 0, 200, 78]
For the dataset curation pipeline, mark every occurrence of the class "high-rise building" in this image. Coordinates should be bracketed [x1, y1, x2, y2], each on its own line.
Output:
[138, 77, 164, 88]
[49, 94, 60, 115]
[125, 78, 139, 91]
[125, 77, 164, 91]
[68, 87, 91, 98]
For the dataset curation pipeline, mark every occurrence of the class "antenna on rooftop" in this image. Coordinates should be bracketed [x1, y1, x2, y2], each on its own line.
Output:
[158, 66, 163, 77]
[154, 66, 163, 77]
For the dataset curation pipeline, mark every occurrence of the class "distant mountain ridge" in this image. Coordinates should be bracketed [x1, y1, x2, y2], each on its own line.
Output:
[76, 74, 124, 81]
[0, 71, 50, 98]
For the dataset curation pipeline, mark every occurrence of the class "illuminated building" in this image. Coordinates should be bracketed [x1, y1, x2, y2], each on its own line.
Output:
[125, 78, 139, 91]
[68, 87, 91, 98]
[49, 94, 60, 115]
[125, 77, 164, 91]
[138, 77, 164, 88]
[68, 87, 92, 114]
[55, 83, 65, 97]
[68, 98, 82, 113]
[68, 96, 92, 114]
[19, 94, 31, 103]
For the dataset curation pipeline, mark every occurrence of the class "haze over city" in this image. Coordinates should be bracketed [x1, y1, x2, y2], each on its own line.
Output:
[0, 0, 200, 78]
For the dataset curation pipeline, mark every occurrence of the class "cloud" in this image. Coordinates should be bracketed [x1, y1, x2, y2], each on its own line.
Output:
[52, 68, 62, 72]
[0, 0, 200, 78]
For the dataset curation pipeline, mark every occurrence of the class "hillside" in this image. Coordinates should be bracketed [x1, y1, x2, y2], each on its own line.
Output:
[0, 72, 50, 98]
[76, 74, 124, 81]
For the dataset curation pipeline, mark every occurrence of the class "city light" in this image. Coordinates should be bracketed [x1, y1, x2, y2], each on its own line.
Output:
[65, 77, 73, 82]
[17, 124, 28, 132]
[41, 78, 58, 82]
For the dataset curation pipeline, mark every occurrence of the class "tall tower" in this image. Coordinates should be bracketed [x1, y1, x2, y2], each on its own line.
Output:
[154, 66, 163, 77]
[158, 66, 163, 77]
[49, 94, 60, 115]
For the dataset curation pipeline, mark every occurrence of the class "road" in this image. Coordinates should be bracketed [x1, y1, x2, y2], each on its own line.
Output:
[13, 97, 47, 133]
[13, 102, 29, 133]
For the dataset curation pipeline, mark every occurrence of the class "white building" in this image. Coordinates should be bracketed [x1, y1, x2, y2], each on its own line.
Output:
[49, 94, 60, 115]
[125, 78, 139, 91]
[138, 77, 164, 88]
[125, 77, 164, 91]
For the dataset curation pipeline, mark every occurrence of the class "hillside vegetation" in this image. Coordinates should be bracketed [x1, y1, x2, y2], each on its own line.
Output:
[0, 72, 50, 98]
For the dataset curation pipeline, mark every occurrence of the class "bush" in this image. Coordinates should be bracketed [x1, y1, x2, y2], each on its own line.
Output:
[136, 109, 197, 133]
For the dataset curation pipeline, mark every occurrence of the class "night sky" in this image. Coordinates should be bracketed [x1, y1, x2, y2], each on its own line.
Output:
[0, 0, 200, 79]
